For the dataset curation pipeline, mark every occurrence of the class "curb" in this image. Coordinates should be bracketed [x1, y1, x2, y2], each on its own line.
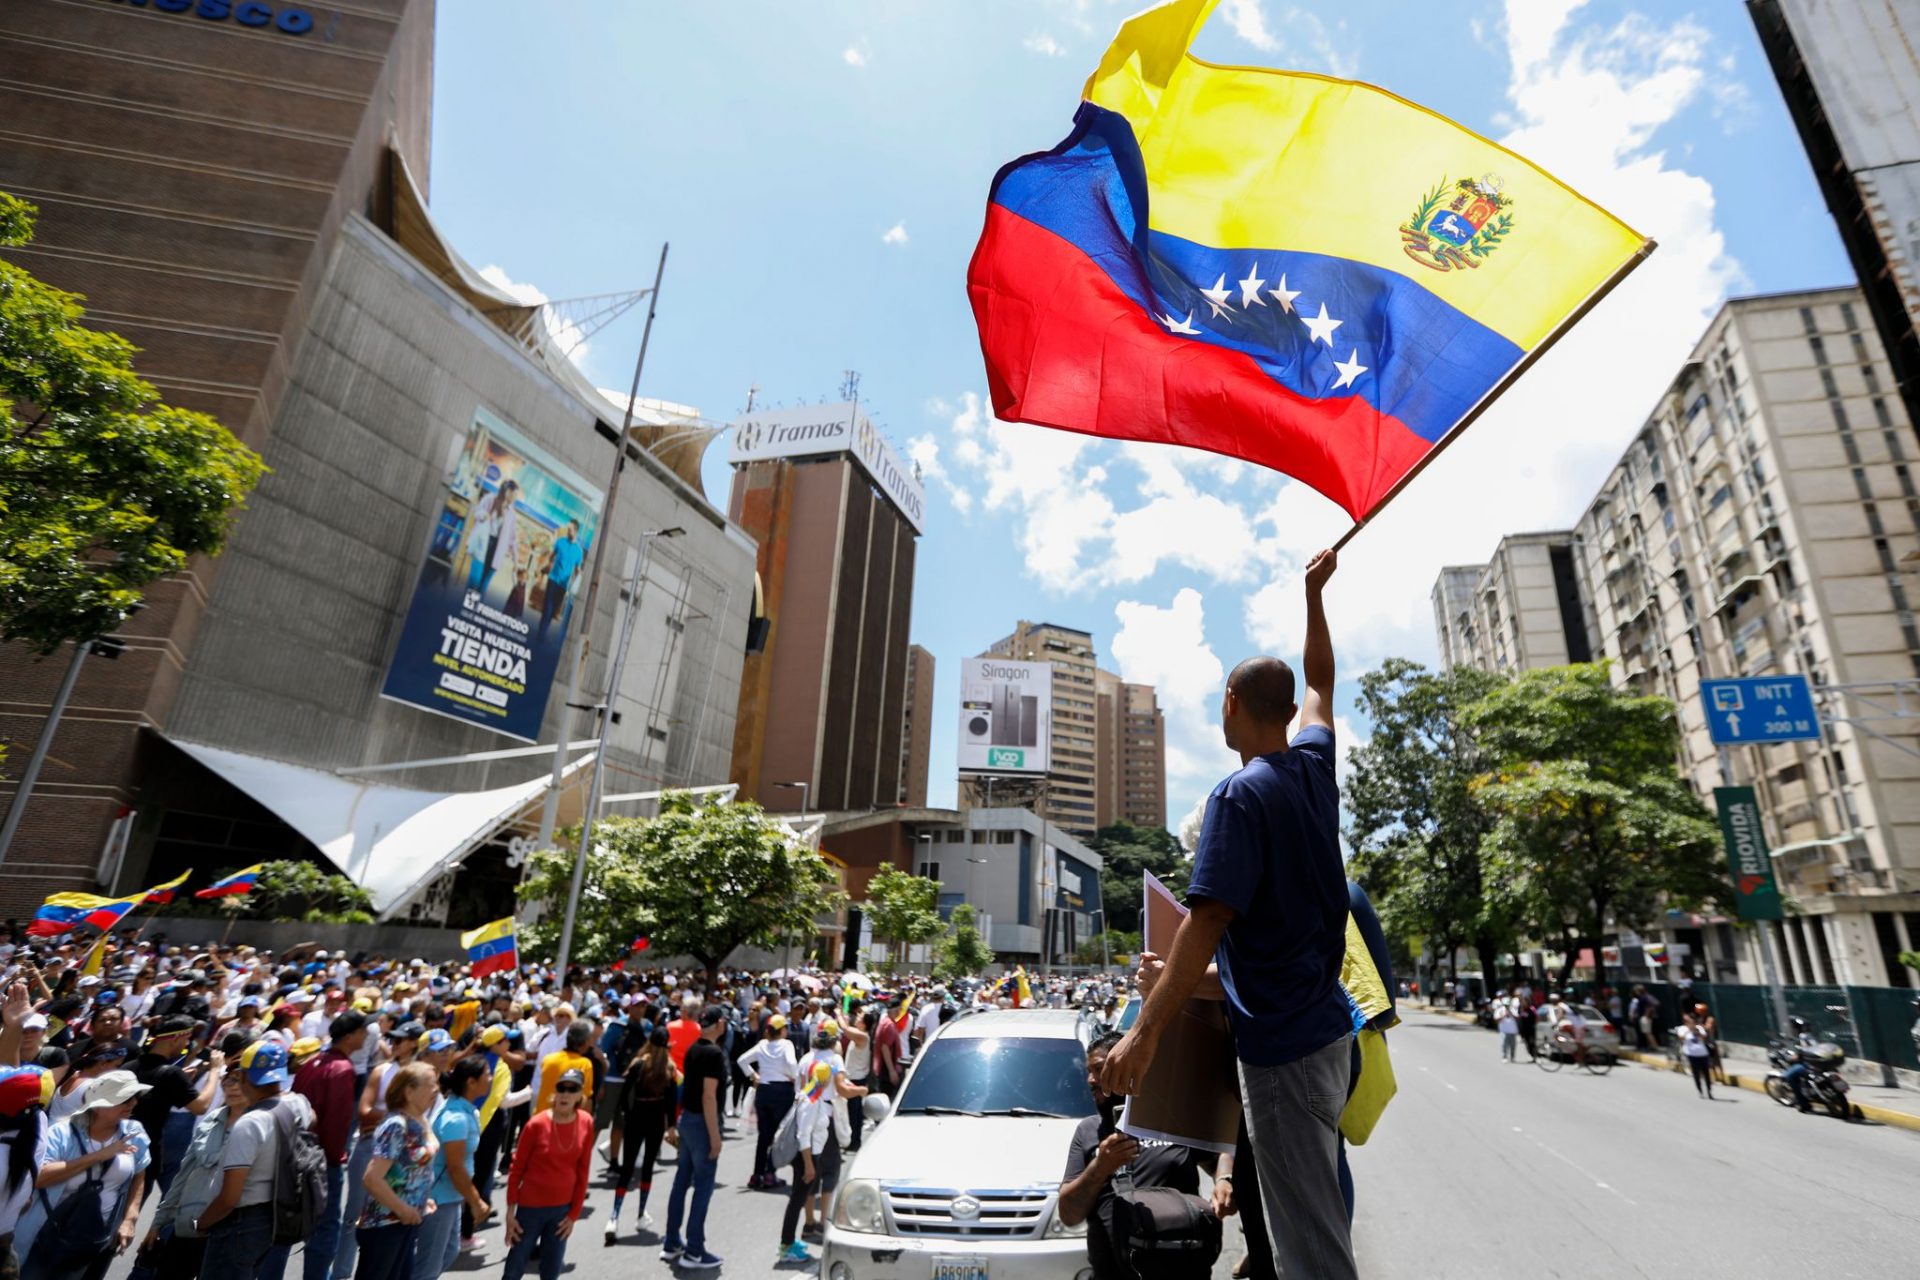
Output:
[1411, 1005, 1920, 1134]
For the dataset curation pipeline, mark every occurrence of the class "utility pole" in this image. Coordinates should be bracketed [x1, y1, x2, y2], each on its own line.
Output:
[534, 242, 669, 855]
[0, 640, 93, 864]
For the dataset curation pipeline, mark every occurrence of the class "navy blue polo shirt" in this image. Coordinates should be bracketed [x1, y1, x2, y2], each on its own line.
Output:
[1187, 724, 1351, 1067]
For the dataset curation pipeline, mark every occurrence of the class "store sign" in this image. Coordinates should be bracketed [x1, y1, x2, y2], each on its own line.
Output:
[1715, 786, 1784, 921]
[104, 0, 317, 36]
[380, 407, 603, 741]
[958, 657, 1051, 776]
[729, 402, 925, 533]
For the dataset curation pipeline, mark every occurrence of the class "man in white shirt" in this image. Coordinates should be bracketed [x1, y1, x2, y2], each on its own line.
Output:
[911, 990, 944, 1052]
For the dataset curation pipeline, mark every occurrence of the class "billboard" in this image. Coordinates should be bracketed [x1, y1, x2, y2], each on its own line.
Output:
[958, 656, 1050, 775]
[729, 401, 926, 533]
[380, 406, 603, 741]
[1715, 786, 1785, 922]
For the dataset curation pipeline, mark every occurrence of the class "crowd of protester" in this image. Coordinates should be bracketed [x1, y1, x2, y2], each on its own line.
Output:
[0, 922, 1090, 1279]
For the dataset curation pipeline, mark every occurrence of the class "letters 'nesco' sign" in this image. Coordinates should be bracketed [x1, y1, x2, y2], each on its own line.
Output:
[104, 0, 315, 37]
[1714, 786, 1784, 921]
[1701, 675, 1821, 745]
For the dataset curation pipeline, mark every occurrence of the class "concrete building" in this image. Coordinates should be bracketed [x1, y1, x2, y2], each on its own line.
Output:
[1095, 670, 1168, 829]
[1430, 533, 1596, 674]
[827, 805, 1102, 966]
[964, 622, 1101, 837]
[1751, 0, 1920, 428]
[0, 0, 756, 921]
[898, 643, 933, 807]
[1571, 287, 1920, 987]
[726, 402, 925, 817]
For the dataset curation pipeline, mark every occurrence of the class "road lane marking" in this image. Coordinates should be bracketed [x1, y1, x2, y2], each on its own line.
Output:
[1417, 1066, 1459, 1092]
[1511, 1125, 1639, 1205]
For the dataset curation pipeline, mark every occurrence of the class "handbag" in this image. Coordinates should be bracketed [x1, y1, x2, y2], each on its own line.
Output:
[24, 1126, 118, 1277]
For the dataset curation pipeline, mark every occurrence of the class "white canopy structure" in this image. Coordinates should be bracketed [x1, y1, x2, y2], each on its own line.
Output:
[169, 739, 592, 918]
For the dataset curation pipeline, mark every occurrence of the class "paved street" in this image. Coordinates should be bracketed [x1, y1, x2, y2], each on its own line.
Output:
[103, 1013, 1920, 1279]
[1350, 1010, 1920, 1278]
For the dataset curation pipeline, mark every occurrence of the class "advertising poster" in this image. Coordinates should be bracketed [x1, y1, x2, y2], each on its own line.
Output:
[380, 407, 602, 741]
[957, 656, 1051, 775]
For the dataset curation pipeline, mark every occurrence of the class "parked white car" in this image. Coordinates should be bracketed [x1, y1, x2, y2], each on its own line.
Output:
[821, 1008, 1098, 1280]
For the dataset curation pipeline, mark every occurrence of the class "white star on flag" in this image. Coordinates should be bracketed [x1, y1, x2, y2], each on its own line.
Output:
[1200, 274, 1234, 319]
[1238, 263, 1266, 307]
[1268, 274, 1301, 314]
[1160, 310, 1202, 335]
[1332, 349, 1369, 390]
[1301, 302, 1343, 346]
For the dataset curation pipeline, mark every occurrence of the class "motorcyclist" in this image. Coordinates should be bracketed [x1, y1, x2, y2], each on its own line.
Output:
[1780, 1017, 1820, 1113]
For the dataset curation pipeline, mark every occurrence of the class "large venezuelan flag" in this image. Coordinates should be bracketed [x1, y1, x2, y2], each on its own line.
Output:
[968, 0, 1651, 521]
[461, 917, 519, 981]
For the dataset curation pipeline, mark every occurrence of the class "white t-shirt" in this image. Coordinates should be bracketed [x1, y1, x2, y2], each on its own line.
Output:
[1679, 1025, 1711, 1058]
[1495, 1000, 1519, 1035]
[737, 1038, 799, 1085]
[0, 1133, 32, 1235]
[913, 1004, 942, 1040]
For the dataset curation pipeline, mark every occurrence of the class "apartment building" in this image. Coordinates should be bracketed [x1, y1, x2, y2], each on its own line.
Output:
[1431, 534, 1596, 674]
[1094, 670, 1169, 828]
[898, 644, 934, 807]
[971, 622, 1101, 836]
[1573, 287, 1920, 987]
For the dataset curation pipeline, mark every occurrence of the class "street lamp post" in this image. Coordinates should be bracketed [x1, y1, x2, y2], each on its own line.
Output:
[553, 527, 683, 978]
[776, 781, 810, 973]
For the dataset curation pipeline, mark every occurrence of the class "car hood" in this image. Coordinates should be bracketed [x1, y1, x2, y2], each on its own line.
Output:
[847, 1113, 1086, 1188]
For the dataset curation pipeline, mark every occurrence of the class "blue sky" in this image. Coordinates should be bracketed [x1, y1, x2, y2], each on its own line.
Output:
[428, 0, 1852, 834]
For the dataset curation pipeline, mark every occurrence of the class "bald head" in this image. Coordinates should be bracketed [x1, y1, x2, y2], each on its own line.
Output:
[1227, 656, 1297, 725]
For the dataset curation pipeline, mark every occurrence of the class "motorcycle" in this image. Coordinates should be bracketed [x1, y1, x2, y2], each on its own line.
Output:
[1763, 1024, 1853, 1119]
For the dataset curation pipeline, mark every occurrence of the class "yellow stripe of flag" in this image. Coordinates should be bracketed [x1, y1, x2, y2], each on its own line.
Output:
[1084, 0, 1647, 351]
[461, 917, 516, 951]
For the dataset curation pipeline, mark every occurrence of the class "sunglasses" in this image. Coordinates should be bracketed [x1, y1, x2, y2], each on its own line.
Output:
[553, 1083, 584, 1095]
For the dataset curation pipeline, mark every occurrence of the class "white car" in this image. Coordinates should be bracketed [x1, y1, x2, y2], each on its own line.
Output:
[822, 1008, 1098, 1280]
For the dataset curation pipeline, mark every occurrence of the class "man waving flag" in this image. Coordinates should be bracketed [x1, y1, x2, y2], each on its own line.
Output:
[968, 0, 1651, 530]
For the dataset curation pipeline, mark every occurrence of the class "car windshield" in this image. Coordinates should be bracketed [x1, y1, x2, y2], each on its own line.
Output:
[895, 1035, 1096, 1118]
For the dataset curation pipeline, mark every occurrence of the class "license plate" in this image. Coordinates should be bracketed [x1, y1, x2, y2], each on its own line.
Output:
[932, 1257, 989, 1280]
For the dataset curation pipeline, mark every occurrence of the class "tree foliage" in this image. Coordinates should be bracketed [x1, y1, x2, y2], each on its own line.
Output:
[1345, 659, 1515, 980]
[516, 794, 842, 989]
[1085, 820, 1186, 934]
[864, 865, 944, 973]
[1073, 929, 1142, 967]
[1463, 665, 1728, 985]
[0, 191, 266, 653]
[933, 902, 995, 982]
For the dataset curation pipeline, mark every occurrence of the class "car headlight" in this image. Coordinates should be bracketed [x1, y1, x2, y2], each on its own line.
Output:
[832, 1178, 887, 1233]
[1046, 1204, 1087, 1238]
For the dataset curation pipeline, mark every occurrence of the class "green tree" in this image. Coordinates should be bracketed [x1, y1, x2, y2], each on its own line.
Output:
[864, 865, 944, 974]
[1463, 665, 1728, 988]
[516, 794, 841, 991]
[0, 191, 266, 653]
[1346, 659, 1518, 984]
[933, 903, 996, 982]
[1086, 820, 1186, 934]
[1072, 929, 1142, 967]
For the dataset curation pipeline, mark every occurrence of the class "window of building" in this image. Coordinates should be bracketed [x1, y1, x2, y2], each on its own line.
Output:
[994, 830, 1016, 844]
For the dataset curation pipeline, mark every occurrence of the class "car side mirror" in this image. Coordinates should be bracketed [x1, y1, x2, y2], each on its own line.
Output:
[863, 1093, 892, 1125]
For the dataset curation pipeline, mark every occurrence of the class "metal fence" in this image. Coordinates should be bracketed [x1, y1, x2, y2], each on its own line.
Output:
[1590, 980, 1920, 1074]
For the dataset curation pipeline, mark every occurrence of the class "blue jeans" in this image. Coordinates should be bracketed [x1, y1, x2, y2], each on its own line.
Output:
[412, 1199, 462, 1280]
[1784, 1061, 1812, 1106]
[663, 1115, 719, 1255]
[303, 1161, 346, 1280]
[201, 1204, 293, 1280]
[351, 1222, 418, 1280]
[155, 1109, 198, 1198]
[501, 1204, 571, 1280]
[332, 1131, 376, 1279]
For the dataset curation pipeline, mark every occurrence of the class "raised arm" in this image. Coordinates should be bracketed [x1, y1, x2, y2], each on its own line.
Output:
[1300, 549, 1337, 732]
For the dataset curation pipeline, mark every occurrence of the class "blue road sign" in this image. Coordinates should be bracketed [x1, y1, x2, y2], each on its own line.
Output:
[1701, 675, 1822, 745]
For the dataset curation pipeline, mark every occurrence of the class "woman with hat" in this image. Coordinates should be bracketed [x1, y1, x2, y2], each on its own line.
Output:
[47, 1046, 128, 1124]
[15, 1069, 152, 1279]
[0, 1049, 54, 1279]
[735, 1014, 797, 1190]
[502, 1067, 594, 1280]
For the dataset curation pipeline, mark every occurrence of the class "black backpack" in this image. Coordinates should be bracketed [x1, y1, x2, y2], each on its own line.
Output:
[1111, 1185, 1222, 1280]
[269, 1099, 330, 1245]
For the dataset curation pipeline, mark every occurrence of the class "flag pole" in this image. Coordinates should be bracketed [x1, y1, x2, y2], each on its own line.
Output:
[1330, 239, 1657, 553]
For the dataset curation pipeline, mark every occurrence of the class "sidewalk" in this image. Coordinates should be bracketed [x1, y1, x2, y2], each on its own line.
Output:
[1413, 1004, 1920, 1133]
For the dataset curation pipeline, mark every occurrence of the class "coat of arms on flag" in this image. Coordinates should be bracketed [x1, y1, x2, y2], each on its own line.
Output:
[1401, 175, 1516, 271]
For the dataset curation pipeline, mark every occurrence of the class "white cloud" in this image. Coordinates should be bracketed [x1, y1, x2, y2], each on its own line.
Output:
[881, 221, 909, 246]
[478, 264, 590, 369]
[843, 42, 869, 67]
[1220, 0, 1279, 51]
[1024, 32, 1066, 57]
[907, 433, 973, 514]
[1111, 589, 1239, 829]
[1218, 2, 1356, 77]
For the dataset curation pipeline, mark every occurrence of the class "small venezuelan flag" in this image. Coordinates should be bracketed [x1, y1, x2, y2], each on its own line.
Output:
[968, 0, 1651, 523]
[461, 917, 519, 981]
[195, 865, 263, 900]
